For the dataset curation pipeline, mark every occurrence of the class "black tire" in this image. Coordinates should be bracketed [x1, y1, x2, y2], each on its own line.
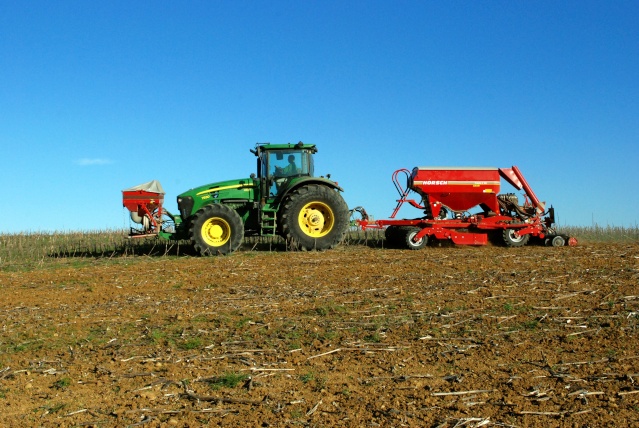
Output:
[280, 184, 349, 251]
[551, 235, 566, 247]
[502, 229, 530, 247]
[189, 204, 244, 255]
[384, 226, 401, 247]
[405, 227, 428, 250]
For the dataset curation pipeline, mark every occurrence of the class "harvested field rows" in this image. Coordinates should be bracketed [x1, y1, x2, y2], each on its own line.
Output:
[1, 243, 638, 427]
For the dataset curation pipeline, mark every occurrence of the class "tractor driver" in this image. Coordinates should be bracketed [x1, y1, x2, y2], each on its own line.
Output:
[274, 154, 298, 177]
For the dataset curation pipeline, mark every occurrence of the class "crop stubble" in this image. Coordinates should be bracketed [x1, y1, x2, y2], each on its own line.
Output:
[0, 243, 638, 427]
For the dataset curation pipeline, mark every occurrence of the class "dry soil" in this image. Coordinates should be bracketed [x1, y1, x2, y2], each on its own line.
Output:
[1, 243, 638, 427]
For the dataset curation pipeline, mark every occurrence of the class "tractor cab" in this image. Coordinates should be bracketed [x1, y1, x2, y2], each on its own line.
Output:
[253, 142, 317, 198]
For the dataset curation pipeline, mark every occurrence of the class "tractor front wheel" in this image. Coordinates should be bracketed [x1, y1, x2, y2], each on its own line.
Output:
[190, 204, 244, 255]
[280, 184, 349, 251]
[502, 229, 530, 247]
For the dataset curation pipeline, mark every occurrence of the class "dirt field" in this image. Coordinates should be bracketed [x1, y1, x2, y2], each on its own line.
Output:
[1, 242, 638, 427]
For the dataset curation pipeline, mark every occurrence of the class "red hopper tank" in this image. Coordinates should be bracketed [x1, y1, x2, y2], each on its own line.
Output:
[410, 167, 501, 217]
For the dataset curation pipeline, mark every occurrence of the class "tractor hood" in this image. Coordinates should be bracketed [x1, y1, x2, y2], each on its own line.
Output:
[179, 178, 256, 199]
[177, 177, 257, 219]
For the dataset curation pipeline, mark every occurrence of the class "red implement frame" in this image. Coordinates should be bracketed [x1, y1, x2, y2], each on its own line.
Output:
[357, 166, 572, 246]
[390, 169, 424, 218]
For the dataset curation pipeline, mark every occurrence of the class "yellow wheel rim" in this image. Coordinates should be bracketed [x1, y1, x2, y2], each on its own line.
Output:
[201, 217, 231, 247]
[297, 201, 334, 238]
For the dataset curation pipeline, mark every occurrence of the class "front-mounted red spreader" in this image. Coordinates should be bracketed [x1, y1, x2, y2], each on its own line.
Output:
[122, 180, 173, 238]
[356, 165, 577, 249]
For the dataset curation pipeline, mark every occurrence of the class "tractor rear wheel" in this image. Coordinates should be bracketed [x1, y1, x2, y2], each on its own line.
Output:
[280, 184, 349, 251]
[190, 204, 244, 255]
[502, 229, 530, 247]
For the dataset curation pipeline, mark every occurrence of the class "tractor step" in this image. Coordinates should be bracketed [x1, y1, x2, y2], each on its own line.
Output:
[261, 208, 278, 236]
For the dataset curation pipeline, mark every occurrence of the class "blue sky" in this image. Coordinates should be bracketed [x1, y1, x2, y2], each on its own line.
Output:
[1, 1, 637, 233]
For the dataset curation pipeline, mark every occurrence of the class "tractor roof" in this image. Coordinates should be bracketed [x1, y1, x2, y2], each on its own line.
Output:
[253, 141, 317, 155]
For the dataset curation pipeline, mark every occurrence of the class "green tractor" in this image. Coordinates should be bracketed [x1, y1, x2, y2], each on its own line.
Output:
[122, 142, 350, 255]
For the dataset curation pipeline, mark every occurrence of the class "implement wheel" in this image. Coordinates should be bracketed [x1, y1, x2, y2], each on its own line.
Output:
[405, 227, 428, 250]
[190, 204, 244, 255]
[551, 235, 566, 247]
[281, 184, 349, 251]
[502, 229, 530, 247]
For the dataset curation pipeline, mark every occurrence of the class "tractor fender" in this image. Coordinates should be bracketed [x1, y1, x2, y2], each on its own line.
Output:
[278, 177, 344, 202]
